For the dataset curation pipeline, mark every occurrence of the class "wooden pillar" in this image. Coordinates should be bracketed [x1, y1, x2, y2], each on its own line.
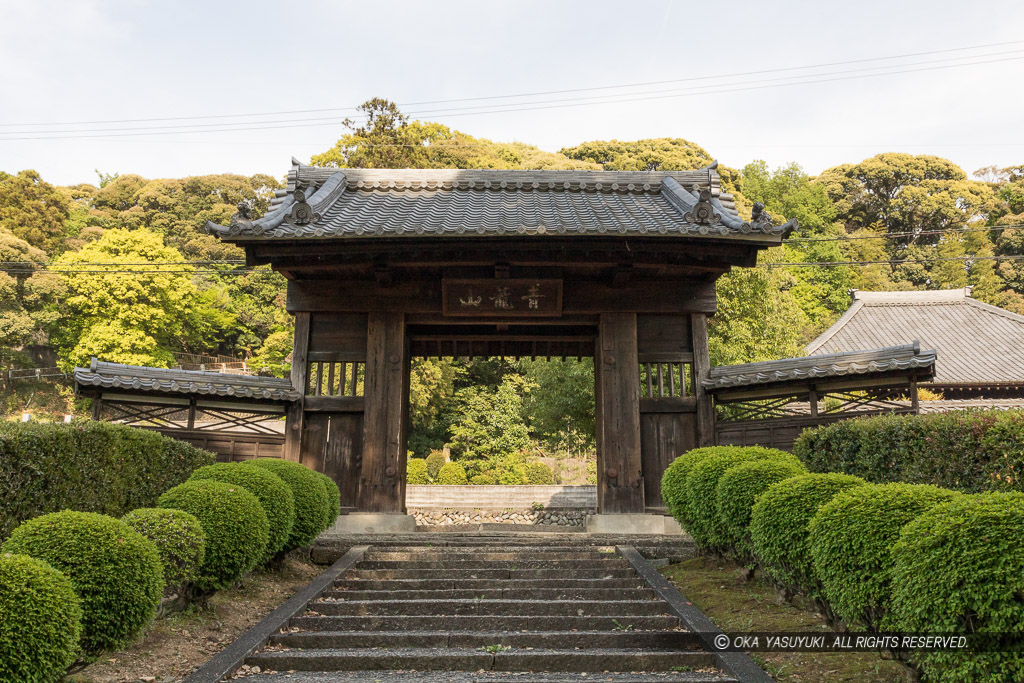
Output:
[284, 312, 311, 463]
[596, 312, 644, 513]
[910, 378, 920, 413]
[358, 312, 409, 513]
[690, 313, 715, 447]
[91, 396, 103, 421]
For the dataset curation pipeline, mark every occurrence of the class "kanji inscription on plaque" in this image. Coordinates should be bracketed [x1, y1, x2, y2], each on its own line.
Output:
[442, 279, 563, 317]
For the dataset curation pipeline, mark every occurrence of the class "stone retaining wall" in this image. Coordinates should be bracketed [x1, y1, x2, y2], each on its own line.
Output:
[406, 484, 597, 509]
[413, 508, 589, 527]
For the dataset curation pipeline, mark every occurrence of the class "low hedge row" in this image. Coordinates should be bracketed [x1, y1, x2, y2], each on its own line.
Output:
[1, 430, 341, 678]
[0, 421, 214, 539]
[793, 409, 1024, 493]
[662, 444, 1024, 682]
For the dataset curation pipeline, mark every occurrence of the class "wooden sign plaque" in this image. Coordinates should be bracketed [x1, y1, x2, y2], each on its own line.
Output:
[442, 279, 563, 317]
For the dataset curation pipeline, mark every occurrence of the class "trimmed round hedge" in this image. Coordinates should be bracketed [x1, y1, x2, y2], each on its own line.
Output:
[715, 458, 807, 561]
[158, 480, 268, 591]
[0, 553, 82, 682]
[242, 459, 330, 550]
[661, 447, 750, 527]
[1, 511, 164, 655]
[316, 471, 341, 522]
[470, 473, 496, 485]
[525, 461, 555, 485]
[749, 472, 866, 596]
[189, 463, 295, 562]
[809, 482, 960, 629]
[122, 508, 205, 588]
[888, 492, 1024, 682]
[437, 462, 468, 485]
[682, 447, 801, 552]
[407, 458, 429, 484]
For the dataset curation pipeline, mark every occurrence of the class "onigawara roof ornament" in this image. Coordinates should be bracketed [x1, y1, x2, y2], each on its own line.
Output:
[228, 200, 253, 231]
[288, 184, 321, 225]
[682, 186, 720, 225]
[750, 202, 774, 231]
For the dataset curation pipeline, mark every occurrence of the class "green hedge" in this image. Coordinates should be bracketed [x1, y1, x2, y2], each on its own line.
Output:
[317, 471, 341, 522]
[122, 508, 205, 589]
[158, 480, 268, 592]
[794, 409, 1024, 493]
[716, 459, 807, 562]
[407, 459, 429, 484]
[524, 462, 555, 485]
[0, 553, 82, 681]
[808, 483, 959, 630]
[2, 511, 164, 655]
[661, 446, 770, 531]
[242, 459, 329, 550]
[749, 473, 866, 598]
[888, 492, 1024, 682]
[0, 421, 214, 539]
[437, 462, 468, 485]
[681, 447, 800, 552]
[189, 463, 295, 562]
[425, 451, 445, 480]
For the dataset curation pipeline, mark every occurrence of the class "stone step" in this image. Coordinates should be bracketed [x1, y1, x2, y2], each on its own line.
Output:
[247, 647, 717, 673]
[356, 558, 627, 569]
[269, 629, 700, 650]
[363, 551, 620, 561]
[248, 673, 733, 683]
[344, 567, 637, 580]
[324, 587, 657, 601]
[311, 598, 669, 617]
[314, 543, 689, 564]
[290, 614, 682, 632]
[334, 577, 647, 591]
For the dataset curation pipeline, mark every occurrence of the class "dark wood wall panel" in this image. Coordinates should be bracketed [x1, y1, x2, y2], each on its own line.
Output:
[325, 414, 363, 509]
[309, 313, 369, 355]
[637, 314, 692, 358]
[640, 412, 697, 508]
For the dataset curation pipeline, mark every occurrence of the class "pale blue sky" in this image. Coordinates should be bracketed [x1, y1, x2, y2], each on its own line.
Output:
[2, 0, 1022, 185]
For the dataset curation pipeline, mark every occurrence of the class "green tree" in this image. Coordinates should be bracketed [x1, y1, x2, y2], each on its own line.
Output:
[448, 375, 531, 464]
[0, 228, 65, 370]
[0, 170, 70, 255]
[520, 358, 595, 457]
[312, 98, 597, 171]
[51, 229, 235, 369]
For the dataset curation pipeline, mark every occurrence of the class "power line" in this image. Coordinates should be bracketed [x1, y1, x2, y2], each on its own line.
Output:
[3, 38, 1021, 128]
[788, 223, 1024, 243]
[8, 48, 1023, 137]
[3, 53, 1023, 142]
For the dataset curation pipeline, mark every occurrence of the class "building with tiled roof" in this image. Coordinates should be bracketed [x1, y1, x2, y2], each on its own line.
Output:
[807, 287, 1024, 398]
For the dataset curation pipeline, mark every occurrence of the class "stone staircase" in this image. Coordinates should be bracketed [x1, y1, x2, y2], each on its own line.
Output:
[244, 540, 738, 681]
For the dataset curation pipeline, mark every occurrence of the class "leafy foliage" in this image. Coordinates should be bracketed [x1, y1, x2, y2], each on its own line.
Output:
[437, 462, 468, 485]
[425, 451, 446, 481]
[749, 473, 866, 598]
[681, 447, 800, 551]
[715, 459, 807, 562]
[794, 409, 1024, 493]
[52, 228, 235, 369]
[121, 508, 205, 589]
[0, 227, 64, 369]
[1, 511, 164, 655]
[448, 375, 531, 463]
[888, 493, 1024, 681]
[0, 421, 214, 540]
[0, 552, 82, 681]
[158, 480, 268, 592]
[189, 463, 295, 562]
[808, 483, 959, 630]
[241, 459, 329, 550]
[317, 471, 341, 523]
[0, 170, 70, 254]
[406, 458, 429, 484]
[661, 446, 753, 529]
[524, 461, 555, 485]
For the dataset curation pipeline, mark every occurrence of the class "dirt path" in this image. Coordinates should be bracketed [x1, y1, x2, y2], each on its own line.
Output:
[68, 553, 321, 683]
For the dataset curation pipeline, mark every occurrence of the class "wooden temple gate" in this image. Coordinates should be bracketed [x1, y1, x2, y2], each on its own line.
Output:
[199, 162, 796, 521]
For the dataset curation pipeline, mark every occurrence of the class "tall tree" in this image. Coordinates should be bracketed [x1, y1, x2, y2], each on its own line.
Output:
[0, 170, 71, 255]
[51, 229, 235, 369]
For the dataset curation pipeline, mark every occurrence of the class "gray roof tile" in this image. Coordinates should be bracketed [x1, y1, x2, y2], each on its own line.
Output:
[74, 359, 300, 402]
[807, 288, 1024, 385]
[208, 162, 795, 241]
[703, 343, 936, 392]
